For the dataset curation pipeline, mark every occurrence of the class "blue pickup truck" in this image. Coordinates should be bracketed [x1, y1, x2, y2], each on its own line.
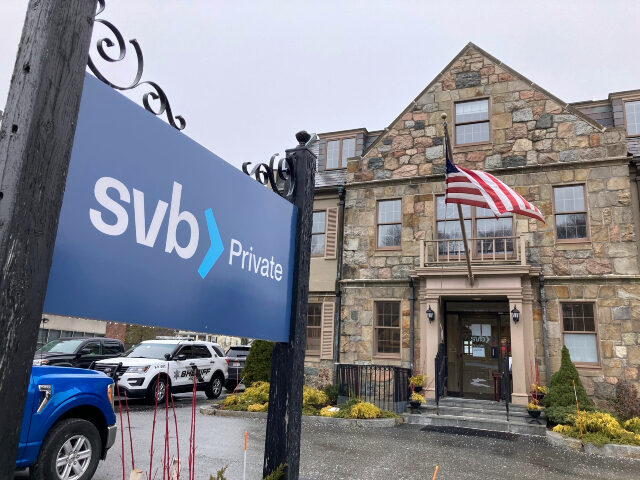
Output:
[16, 366, 117, 480]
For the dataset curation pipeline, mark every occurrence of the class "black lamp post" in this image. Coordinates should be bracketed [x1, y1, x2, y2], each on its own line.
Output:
[511, 305, 520, 324]
[426, 305, 435, 323]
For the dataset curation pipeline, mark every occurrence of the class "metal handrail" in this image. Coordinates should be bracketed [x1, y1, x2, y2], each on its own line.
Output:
[501, 352, 511, 420]
[434, 343, 447, 411]
[421, 235, 526, 266]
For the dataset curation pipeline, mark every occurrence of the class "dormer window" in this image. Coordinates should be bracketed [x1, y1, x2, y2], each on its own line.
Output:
[624, 100, 640, 136]
[325, 137, 356, 169]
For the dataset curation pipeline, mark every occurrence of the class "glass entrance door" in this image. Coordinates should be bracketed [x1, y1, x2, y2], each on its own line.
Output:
[460, 314, 502, 400]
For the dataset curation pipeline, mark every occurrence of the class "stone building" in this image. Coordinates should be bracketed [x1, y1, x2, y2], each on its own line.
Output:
[303, 129, 380, 387]
[308, 42, 640, 405]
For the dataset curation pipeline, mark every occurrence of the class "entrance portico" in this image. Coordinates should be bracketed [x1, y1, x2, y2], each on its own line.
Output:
[416, 264, 539, 406]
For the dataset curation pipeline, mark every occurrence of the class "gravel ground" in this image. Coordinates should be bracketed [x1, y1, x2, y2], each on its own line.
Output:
[16, 396, 640, 480]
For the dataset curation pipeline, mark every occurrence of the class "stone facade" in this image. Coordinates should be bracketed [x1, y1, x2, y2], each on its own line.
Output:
[332, 43, 638, 403]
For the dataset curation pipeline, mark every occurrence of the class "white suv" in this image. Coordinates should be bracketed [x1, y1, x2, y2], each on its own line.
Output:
[93, 339, 228, 403]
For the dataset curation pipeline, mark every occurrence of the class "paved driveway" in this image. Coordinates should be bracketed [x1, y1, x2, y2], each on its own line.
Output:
[17, 401, 640, 479]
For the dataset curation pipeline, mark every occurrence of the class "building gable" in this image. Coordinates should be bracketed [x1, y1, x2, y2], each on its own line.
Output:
[348, 43, 628, 184]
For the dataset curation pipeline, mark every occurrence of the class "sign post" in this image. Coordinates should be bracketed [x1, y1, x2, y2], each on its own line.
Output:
[262, 133, 315, 479]
[0, 0, 96, 476]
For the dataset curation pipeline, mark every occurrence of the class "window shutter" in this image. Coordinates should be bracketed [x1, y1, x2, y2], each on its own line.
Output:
[320, 301, 335, 360]
[324, 207, 339, 259]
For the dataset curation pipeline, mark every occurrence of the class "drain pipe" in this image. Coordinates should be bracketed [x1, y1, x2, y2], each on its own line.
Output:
[540, 274, 551, 385]
[409, 277, 415, 376]
[332, 186, 346, 376]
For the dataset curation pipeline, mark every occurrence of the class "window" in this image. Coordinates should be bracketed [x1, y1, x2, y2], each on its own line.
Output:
[311, 211, 326, 256]
[83, 342, 101, 355]
[377, 199, 402, 249]
[177, 346, 194, 359]
[374, 302, 401, 356]
[212, 345, 225, 357]
[455, 99, 490, 145]
[306, 304, 322, 355]
[625, 100, 640, 136]
[436, 196, 513, 256]
[38, 329, 48, 347]
[325, 137, 356, 169]
[562, 303, 598, 364]
[103, 343, 123, 355]
[554, 185, 588, 241]
[192, 345, 212, 358]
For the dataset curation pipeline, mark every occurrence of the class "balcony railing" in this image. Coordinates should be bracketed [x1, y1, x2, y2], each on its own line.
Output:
[420, 235, 526, 266]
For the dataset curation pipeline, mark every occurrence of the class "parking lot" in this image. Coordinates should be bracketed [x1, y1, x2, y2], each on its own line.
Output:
[17, 394, 639, 480]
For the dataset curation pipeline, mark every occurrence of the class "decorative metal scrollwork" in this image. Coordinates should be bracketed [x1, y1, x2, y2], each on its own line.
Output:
[242, 153, 296, 200]
[88, 0, 186, 130]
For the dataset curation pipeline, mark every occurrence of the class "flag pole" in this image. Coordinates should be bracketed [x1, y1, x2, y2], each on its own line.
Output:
[442, 113, 474, 286]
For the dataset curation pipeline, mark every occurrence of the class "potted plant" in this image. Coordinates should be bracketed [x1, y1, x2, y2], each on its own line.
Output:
[526, 401, 543, 424]
[409, 374, 426, 393]
[409, 391, 424, 414]
[530, 384, 548, 403]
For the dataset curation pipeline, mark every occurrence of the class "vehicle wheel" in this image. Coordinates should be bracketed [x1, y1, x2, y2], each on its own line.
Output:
[147, 375, 169, 404]
[205, 373, 224, 399]
[225, 380, 237, 393]
[30, 418, 101, 480]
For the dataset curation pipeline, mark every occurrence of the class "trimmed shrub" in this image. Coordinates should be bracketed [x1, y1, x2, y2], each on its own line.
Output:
[323, 384, 339, 405]
[319, 406, 338, 417]
[624, 417, 640, 434]
[545, 346, 592, 410]
[546, 405, 590, 425]
[223, 381, 270, 411]
[350, 401, 381, 419]
[303, 386, 328, 408]
[553, 410, 640, 446]
[242, 340, 273, 386]
[247, 402, 268, 412]
[609, 380, 640, 421]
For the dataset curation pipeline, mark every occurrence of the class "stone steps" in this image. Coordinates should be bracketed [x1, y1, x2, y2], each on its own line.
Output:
[404, 397, 546, 437]
[420, 404, 532, 422]
[425, 397, 527, 412]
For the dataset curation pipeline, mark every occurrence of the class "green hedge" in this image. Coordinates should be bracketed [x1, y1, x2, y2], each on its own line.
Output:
[242, 340, 273, 386]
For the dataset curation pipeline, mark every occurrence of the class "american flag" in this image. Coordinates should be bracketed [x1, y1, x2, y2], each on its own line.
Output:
[444, 143, 545, 223]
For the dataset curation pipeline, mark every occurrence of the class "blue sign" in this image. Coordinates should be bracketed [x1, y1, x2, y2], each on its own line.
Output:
[44, 74, 297, 342]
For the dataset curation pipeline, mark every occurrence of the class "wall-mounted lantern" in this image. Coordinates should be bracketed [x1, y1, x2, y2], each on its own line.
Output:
[427, 305, 435, 323]
[511, 305, 520, 324]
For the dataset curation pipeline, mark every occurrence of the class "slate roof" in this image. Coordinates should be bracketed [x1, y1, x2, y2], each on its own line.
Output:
[628, 137, 640, 158]
[315, 168, 346, 189]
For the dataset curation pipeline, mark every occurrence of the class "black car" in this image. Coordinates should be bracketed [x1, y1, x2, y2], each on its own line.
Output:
[225, 345, 251, 392]
[33, 337, 125, 368]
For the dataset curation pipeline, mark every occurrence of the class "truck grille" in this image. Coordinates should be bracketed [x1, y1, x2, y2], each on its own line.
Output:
[94, 363, 128, 377]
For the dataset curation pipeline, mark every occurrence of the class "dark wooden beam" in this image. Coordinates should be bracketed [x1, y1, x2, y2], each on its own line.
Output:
[0, 0, 96, 476]
[263, 134, 315, 479]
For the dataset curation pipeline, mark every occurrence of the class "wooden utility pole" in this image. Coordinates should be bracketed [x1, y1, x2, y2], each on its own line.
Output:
[0, 1, 96, 476]
[263, 132, 315, 479]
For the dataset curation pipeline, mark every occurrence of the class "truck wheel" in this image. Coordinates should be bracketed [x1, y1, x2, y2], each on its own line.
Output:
[205, 373, 224, 399]
[147, 375, 169, 404]
[30, 418, 101, 480]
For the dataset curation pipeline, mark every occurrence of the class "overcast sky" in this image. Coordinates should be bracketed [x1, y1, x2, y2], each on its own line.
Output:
[1, 0, 639, 168]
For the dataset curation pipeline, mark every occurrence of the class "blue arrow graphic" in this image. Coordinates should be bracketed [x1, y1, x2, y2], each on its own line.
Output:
[198, 208, 224, 279]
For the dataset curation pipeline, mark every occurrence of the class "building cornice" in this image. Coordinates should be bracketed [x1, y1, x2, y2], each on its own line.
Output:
[346, 155, 631, 190]
[542, 275, 640, 283]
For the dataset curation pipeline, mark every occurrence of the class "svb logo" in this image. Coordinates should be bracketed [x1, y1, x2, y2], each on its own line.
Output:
[88, 176, 285, 282]
[89, 176, 223, 278]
